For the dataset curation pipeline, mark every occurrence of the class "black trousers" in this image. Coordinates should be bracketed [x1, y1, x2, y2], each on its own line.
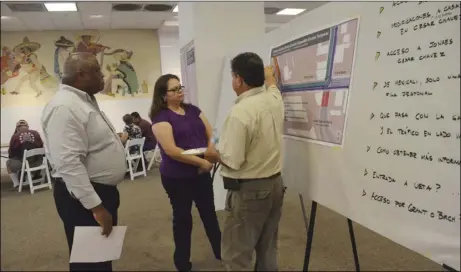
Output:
[53, 178, 120, 271]
[161, 173, 222, 271]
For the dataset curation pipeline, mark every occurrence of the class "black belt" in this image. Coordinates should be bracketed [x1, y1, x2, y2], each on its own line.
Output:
[239, 172, 281, 183]
[52, 177, 116, 187]
[222, 172, 281, 191]
[225, 172, 281, 183]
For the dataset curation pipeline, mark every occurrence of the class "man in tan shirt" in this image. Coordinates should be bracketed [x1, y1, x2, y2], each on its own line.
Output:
[206, 52, 285, 271]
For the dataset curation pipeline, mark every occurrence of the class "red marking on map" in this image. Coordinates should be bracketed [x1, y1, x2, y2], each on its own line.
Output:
[321, 92, 330, 107]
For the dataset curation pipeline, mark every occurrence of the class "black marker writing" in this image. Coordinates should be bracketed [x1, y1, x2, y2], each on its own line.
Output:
[392, 1, 408, 7]
[438, 14, 460, 25]
[371, 192, 391, 205]
[408, 203, 428, 215]
[425, 76, 440, 83]
[415, 113, 429, 120]
[447, 73, 460, 79]
[372, 170, 396, 183]
[438, 156, 460, 166]
[391, 12, 432, 28]
[387, 47, 410, 56]
[397, 126, 420, 136]
[393, 149, 418, 159]
[443, 3, 460, 12]
[429, 38, 454, 48]
[401, 90, 433, 97]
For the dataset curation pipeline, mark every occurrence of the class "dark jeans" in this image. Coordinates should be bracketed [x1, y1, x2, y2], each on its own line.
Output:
[53, 178, 120, 271]
[161, 173, 222, 271]
[143, 141, 157, 152]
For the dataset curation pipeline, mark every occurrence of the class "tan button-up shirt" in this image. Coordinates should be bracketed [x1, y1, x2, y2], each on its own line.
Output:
[218, 85, 284, 179]
[41, 84, 127, 209]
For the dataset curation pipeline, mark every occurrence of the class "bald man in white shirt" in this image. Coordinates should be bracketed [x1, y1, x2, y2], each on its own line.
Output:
[41, 52, 126, 271]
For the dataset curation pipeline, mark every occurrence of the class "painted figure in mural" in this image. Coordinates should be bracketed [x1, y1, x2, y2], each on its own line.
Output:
[54, 36, 75, 80]
[74, 34, 110, 65]
[10, 37, 58, 97]
[1, 47, 21, 87]
[104, 49, 139, 97]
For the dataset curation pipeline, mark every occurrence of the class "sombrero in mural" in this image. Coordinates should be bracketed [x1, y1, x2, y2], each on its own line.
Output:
[55, 36, 74, 48]
[75, 31, 99, 41]
[13, 37, 41, 53]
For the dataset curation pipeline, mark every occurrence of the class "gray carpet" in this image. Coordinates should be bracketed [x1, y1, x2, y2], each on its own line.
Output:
[1, 170, 441, 271]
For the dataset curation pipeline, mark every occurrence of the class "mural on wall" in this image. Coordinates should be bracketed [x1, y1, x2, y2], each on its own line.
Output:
[54, 36, 75, 80]
[2, 37, 58, 97]
[1, 47, 21, 90]
[1, 30, 157, 108]
[104, 49, 142, 97]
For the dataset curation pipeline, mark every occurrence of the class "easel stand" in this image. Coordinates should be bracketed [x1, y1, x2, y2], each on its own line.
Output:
[299, 195, 361, 271]
[442, 264, 458, 272]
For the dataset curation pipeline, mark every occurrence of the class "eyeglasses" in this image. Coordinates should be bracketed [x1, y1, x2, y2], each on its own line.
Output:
[167, 85, 185, 93]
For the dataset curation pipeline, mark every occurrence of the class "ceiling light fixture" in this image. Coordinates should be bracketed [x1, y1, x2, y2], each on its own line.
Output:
[163, 20, 179, 26]
[44, 2, 78, 12]
[89, 15, 103, 18]
[1, 16, 12, 19]
[276, 8, 305, 16]
[172, 5, 178, 12]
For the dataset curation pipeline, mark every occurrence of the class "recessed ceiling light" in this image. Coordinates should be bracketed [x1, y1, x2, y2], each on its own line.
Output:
[276, 8, 305, 16]
[172, 5, 178, 12]
[44, 2, 78, 12]
[1, 16, 12, 19]
[89, 15, 103, 18]
[163, 20, 179, 26]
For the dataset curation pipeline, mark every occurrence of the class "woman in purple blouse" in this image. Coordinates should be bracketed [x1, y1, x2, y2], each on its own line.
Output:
[149, 74, 221, 271]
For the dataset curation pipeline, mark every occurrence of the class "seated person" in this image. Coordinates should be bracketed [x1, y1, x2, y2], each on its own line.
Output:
[131, 111, 157, 151]
[121, 114, 142, 154]
[7, 120, 44, 189]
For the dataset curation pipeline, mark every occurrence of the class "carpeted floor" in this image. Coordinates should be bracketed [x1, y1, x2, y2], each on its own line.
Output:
[1, 170, 441, 271]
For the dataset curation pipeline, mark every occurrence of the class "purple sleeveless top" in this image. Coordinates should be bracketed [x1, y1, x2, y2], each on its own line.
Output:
[152, 105, 208, 178]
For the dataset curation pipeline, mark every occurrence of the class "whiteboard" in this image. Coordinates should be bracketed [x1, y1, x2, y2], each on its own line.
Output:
[216, 2, 460, 270]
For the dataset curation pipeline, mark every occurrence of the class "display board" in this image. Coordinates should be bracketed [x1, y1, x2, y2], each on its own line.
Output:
[270, 18, 358, 146]
[215, 2, 460, 269]
[180, 40, 198, 105]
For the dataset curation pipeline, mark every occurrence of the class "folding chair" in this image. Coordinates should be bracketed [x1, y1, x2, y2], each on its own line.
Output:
[125, 137, 147, 180]
[145, 144, 162, 171]
[18, 148, 53, 194]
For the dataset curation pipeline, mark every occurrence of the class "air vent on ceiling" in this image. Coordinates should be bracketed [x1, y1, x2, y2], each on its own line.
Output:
[112, 3, 143, 11]
[143, 4, 174, 12]
[7, 3, 46, 12]
[264, 7, 280, 15]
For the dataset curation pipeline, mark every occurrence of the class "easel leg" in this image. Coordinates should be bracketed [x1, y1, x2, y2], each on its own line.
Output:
[299, 194, 309, 231]
[442, 264, 457, 272]
[303, 200, 318, 271]
[347, 218, 360, 271]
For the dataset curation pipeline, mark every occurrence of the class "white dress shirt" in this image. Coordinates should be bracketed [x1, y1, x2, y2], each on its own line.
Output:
[41, 84, 127, 209]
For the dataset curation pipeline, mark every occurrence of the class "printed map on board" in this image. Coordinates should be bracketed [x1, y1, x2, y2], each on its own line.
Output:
[271, 18, 358, 146]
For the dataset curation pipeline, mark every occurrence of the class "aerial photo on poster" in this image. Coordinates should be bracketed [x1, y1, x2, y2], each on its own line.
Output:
[270, 18, 359, 146]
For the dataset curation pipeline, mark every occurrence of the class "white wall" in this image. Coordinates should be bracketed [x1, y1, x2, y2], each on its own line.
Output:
[157, 27, 182, 80]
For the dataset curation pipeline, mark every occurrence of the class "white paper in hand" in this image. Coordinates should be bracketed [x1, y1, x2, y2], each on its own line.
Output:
[70, 226, 127, 263]
[182, 147, 207, 155]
